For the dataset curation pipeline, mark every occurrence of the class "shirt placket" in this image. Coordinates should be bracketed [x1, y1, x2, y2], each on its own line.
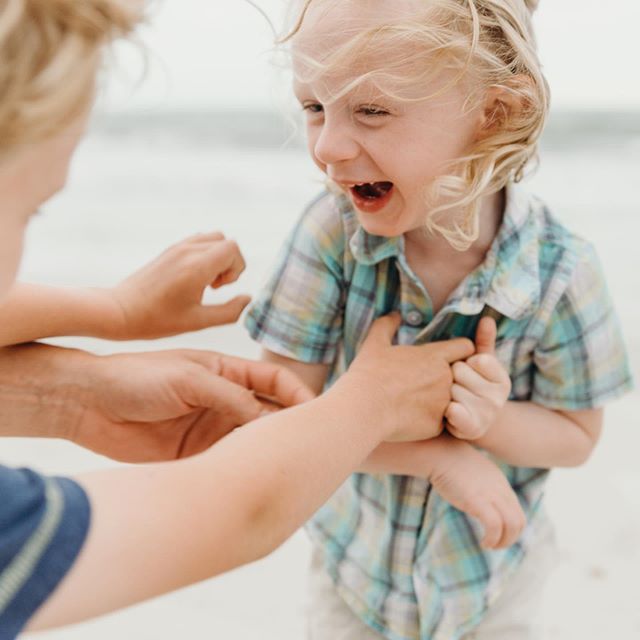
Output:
[394, 253, 434, 344]
[385, 253, 439, 605]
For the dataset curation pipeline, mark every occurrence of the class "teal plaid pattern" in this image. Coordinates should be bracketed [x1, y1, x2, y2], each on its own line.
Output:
[245, 184, 633, 640]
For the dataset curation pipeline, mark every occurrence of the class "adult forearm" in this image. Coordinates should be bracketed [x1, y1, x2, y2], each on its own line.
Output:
[475, 401, 602, 467]
[0, 283, 121, 346]
[25, 314, 473, 630]
[29, 379, 391, 630]
[0, 343, 90, 438]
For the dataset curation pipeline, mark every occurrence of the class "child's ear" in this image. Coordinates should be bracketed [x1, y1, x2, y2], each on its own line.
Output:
[476, 76, 532, 139]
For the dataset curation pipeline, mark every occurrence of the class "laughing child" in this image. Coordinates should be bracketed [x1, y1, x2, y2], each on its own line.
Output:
[245, 1, 633, 638]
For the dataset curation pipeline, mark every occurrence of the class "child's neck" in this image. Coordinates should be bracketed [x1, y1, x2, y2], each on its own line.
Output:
[403, 189, 505, 315]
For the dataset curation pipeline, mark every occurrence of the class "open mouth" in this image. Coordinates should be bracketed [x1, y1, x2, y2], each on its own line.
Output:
[351, 182, 393, 200]
[349, 181, 394, 212]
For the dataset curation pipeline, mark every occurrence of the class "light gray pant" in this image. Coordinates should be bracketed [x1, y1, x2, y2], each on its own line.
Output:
[307, 526, 556, 640]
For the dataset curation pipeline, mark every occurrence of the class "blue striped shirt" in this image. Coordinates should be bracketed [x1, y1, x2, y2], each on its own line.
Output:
[0, 467, 90, 639]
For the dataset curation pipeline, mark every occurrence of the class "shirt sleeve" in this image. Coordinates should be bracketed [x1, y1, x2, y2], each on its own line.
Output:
[0, 465, 91, 638]
[245, 193, 347, 364]
[532, 244, 634, 410]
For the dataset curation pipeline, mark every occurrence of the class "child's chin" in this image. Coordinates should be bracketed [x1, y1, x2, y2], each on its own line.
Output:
[357, 216, 403, 239]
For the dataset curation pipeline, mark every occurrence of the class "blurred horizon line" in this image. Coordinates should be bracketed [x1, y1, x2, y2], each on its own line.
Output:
[91, 106, 640, 150]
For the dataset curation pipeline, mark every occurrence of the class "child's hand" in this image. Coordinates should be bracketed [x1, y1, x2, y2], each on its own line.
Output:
[108, 232, 251, 340]
[445, 316, 511, 441]
[429, 436, 526, 549]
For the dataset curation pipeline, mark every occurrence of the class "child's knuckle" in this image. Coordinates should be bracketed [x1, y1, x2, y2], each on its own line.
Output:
[452, 361, 465, 378]
[476, 354, 493, 369]
[224, 239, 240, 254]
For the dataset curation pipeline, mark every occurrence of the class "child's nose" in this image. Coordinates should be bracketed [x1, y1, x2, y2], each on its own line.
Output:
[313, 119, 360, 166]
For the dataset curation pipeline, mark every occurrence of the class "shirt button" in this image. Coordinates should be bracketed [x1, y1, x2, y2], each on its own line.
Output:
[406, 309, 423, 327]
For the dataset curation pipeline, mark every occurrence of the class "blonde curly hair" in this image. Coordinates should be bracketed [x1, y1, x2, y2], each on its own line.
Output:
[285, 0, 549, 250]
[0, 0, 143, 154]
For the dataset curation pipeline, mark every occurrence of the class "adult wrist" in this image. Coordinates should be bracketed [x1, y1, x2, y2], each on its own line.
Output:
[0, 343, 97, 441]
[324, 373, 394, 442]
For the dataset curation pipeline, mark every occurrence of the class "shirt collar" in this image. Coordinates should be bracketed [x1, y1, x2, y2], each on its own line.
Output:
[473, 183, 541, 320]
[345, 183, 541, 320]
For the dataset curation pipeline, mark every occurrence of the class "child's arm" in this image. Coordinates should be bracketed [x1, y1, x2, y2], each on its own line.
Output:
[466, 403, 601, 468]
[262, 350, 329, 396]
[0, 232, 250, 346]
[360, 435, 525, 549]
[446, 317, 603, 468]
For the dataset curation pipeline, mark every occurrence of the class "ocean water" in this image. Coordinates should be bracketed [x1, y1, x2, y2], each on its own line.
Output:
[8, 108, 640, 639]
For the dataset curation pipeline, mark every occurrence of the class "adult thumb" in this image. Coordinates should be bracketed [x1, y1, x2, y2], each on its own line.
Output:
[475, 316, 497, 354]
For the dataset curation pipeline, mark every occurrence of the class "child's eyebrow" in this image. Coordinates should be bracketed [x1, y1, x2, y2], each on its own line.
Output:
[292, 81, 310, 98]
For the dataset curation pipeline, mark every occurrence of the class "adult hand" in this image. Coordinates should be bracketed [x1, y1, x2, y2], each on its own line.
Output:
[334, 313, 475, 442]
[108, 232, 251, 339]
[0, 343, 314, 462]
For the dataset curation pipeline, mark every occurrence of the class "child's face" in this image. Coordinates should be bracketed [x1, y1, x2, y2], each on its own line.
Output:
[292, 0, 483, 238]
[0, 117, 87, 298]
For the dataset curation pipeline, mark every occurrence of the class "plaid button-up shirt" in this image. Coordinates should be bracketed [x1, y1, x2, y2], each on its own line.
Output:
[245, 184, 633, 640]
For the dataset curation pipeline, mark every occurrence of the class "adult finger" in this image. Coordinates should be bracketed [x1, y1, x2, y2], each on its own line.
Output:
[426, 338, 475, 364]
[196, 295, 252, 328]
[238, 360, 316, 407]
[475, 316, 497, 355]
[214, 355, 316, 407]
[359, 313, 402, 352]
[185, 371, 265, 427]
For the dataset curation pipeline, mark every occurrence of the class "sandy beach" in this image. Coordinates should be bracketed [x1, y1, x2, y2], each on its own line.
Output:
[4, 110, 639, 639]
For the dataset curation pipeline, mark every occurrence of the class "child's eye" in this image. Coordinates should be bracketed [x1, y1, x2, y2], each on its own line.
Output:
[302, 102, 324, 114]
[357, 105, 390, 117]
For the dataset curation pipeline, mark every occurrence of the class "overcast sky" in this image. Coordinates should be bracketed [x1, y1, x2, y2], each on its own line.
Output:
[103, 0, 640, 112]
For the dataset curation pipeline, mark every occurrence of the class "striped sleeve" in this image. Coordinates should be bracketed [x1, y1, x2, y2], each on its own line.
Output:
[245, 193, 347, 364]
[532, 244, 634, 410]
[0, 466, 90, 638]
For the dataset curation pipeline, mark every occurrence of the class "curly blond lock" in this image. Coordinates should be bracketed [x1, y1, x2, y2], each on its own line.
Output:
[0, 0, 143, 154]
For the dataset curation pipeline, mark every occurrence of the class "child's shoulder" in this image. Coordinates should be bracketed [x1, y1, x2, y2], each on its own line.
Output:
[525, 190, 592, 257]
[517, 187, 599, 281]
[519, 188, 608, 315]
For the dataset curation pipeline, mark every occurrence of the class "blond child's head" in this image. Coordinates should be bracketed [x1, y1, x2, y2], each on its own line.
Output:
[0, 0, 142, 152]
[285, 0, 549, 249]
[0, 0, 142, 294]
